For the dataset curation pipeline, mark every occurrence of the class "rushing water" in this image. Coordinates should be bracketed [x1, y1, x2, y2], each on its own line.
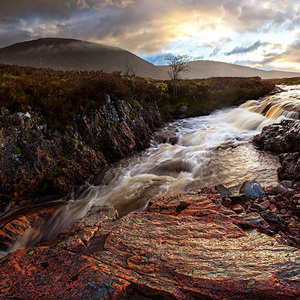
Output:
[2, 84, 300, 254]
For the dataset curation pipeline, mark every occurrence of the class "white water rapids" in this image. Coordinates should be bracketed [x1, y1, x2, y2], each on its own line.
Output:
[2, 84, 300, 254]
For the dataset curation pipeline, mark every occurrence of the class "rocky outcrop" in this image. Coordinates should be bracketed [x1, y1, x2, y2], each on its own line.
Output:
[0, 188, 299, 299]
[278, 152, 300, 182]
[253, 119, 300, 153]
[0, 99, 162, 212]
[253, 119, 300, 182]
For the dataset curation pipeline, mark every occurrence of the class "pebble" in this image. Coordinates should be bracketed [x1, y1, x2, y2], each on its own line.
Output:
[260, 200, 270, 209]
[280, 180, 293, 188]
[252, 203, 266, 211]
[222, 197, 232, 208]
[231, 204, 244, 214]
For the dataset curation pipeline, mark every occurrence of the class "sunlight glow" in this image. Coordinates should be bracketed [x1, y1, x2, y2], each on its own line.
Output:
[271, 59, 300, 71]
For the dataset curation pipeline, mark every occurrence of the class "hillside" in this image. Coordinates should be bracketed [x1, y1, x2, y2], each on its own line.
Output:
[0, 38, 299, 79]
[157, 60, 300, 80]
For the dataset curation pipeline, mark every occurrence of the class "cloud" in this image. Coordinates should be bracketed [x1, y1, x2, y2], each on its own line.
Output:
[225, 41, 269, 56]
[233, 38, 300, 71]
[0, 0, 299, 71]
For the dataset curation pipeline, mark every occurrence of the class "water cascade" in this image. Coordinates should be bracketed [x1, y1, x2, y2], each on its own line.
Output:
[2, 84, 300, 255]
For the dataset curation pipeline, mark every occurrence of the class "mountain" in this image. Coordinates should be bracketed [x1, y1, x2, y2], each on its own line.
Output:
[0, 38, 299, 80]
[0, 38, 161, 79]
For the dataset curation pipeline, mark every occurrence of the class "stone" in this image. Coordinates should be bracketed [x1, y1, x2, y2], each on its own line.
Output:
[281, 180, 293, 188]
[231, 204, 244, 214]
[266, 183, 288, 195]
[239, 180, 265, 198]
[251, 203, 267, 212]
[278, 152, 300, 182]
[215, 184, 232, 198]
[260, 200, 271, 209]
[222, 196, 232, 208]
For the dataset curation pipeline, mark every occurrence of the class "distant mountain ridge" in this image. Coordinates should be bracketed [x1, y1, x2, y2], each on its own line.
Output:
[0, 38, 299, 80]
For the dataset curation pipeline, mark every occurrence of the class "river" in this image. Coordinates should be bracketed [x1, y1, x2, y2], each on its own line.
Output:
[2, 84, 300, 253]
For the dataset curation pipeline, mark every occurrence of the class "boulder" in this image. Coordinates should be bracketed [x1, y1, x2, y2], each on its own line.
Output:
[240, 180, 265, 198]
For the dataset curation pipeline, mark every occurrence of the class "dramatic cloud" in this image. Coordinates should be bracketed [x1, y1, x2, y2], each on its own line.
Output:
[225, 41, 269, 56]
[0, 0, 299, 71]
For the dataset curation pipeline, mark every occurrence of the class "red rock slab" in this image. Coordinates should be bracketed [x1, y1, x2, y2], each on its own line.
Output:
[0, 189, 300, 299]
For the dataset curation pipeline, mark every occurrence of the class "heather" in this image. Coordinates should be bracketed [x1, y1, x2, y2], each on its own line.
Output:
[0, 64, 275, 131]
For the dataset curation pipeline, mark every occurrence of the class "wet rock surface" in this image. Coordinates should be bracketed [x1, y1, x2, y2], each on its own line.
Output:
[253, 119, 300, 189]
[0, 100, 162, 212]
[253, 119, 300, 153]
[0, 188, 299, 299]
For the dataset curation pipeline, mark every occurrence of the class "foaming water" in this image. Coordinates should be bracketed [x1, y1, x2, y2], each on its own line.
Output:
[240, 85, 300, 120]
[2, 84, 300, 254]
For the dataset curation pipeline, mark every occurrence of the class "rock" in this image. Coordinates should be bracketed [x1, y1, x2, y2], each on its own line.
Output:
[260, 210, 287, 232]
[281, 180, 293, 188]
[253, 120, 300, 183]
[222, 196, 232, 208]
[253, 119, 300, 153]
[0, 102, 162, 211]
[177, 105, 188, 115]
[0, 188, 300, 299]
[266, 183, 288, 195]
[278, 152, 300, 182]
[154, 131, 179, 145]
[215, 184, 232, 198]
[229, 194, 247, 205]
[260, 199, 271, 209]
[231, 204, 245, 214]
[251, 203, 267, 212]
[239, 180, 265, 198]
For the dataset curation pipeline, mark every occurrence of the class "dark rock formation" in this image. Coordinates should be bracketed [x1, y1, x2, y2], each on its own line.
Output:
[253, 119, 300, 153]
[278, 152, 300, 182]
[0, 188, 299, 299]
[0, 100, 162, 212]
[253, 119, 300, 182]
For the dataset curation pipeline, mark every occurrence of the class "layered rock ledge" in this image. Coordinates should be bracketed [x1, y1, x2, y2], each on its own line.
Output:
[1, 188, 299, 299]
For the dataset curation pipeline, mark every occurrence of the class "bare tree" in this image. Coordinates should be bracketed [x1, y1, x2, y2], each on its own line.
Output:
[165, 54, 191, 100]
[165, 54, 191, 81]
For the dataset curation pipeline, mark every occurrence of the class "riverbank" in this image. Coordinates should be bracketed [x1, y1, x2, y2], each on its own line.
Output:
[0, 64, 275, 213]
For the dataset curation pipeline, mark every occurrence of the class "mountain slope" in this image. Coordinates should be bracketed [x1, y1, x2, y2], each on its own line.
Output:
[0, 38, 299, 79]
[0, 38, 161, 79]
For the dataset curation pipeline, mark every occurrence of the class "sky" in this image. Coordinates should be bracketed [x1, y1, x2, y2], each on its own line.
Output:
[0, 0, 299, 72]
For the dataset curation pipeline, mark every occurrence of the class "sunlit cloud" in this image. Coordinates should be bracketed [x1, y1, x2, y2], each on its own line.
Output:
[0, 0, 299, 72]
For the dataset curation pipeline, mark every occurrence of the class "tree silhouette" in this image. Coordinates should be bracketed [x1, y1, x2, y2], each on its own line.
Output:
[165, 54, 191, 81]
[165, 54, 191, 100]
